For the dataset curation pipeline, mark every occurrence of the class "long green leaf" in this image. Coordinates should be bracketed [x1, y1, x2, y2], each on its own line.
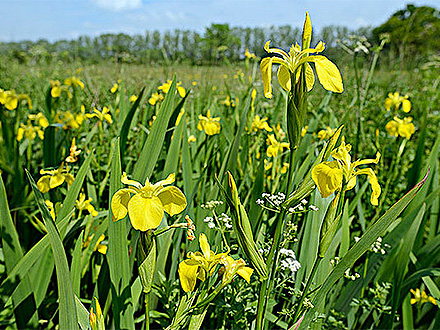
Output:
[57, 151, 94, 223]
[107, 138, 134, 330]
[119, 87, 145, 161]
[0, 175, 38, 327]
[26, 169, 78, 329]
[133, 78, 177, 182]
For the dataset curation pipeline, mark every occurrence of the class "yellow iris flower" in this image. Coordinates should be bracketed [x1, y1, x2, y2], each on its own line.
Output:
[17, 120, 45, 141]
[86, 106, 112, 124]
[197, 110, 221, 136]
[55, 110, 85, 130]
[65, 138, 81, 163]
[50, 80, 63, 98]
[64, 76, 85, 89]
[245, 48, 256, 59]
[110, 83, 118, 93]
[0, 89, 32, 110]
[312, 138, 381, 205]
[76, 193, 98, 217]
[148, 92, 164, 106]
[260, 12, 343, 99]
[178, 233, 253, 292]
[384, 92, 411, 112]
[410, 288, 437, 306]
[385, 116, 415, 140]
[111, 173, 187, 231]
[317, 127, 337, 140]
[37, 163, 75, 193]
[158, 80, 186, 98]
[83, 234, 107, 255]
[28, 112, 49, 128]
[251, 115, 273, 132]
[266, 134, 290, 157]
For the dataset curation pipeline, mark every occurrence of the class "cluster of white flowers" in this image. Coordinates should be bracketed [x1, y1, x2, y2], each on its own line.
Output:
[218, 213, 233, 229]
[201, 200, 223, 209]
[203, 216, 215, 228]
[261, 192, 286, 207]
[330, 256, 340, 267]
[279, 248, 301, 274]
[287, 198, 319, 214]
[354, 236, 391, 254]
[344, 268, 360, 281]
[303, 298, 314, 309]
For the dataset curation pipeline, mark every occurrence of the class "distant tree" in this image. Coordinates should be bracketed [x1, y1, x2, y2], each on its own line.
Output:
[372, 4, 440, 60]
[201, 23, 240, 63]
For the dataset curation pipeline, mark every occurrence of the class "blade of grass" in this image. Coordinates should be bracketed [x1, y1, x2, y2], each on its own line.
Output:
[107, 138, 134, 330]
[0, 175, 38, 327]
[26, 169, 78, 329]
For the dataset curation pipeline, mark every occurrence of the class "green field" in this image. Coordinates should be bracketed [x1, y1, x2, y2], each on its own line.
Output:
[1, 13, 440, 330]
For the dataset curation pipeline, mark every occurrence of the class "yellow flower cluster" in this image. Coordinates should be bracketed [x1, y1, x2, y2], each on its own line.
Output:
[65, 138, 81, 163]
[221, 95, 238, 107]
[50, 76, 84, 99]
[0, 88, 32, 110]
[178, 233, 253, 292]
[244, 48, 256, 59]
[17, 113, 49, 141]
[148, 79, 186, 105]
[197, 110, 221, 136]
[55, 108, 85, 129]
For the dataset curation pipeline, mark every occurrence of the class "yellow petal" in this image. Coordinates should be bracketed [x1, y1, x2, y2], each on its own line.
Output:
[178, 260, 200, 292]
[310, 56, 343, 93]
[111, 188, 132, 221]
[156, 173, 175, 187]
[37, 176, 51, 193]
[157, 186, 187, 216]
[402, 99, 411, 113]
[277, 65, 291, 92]
[49, 173, 65, 189]
[64, 173, 75, 186]
[121, 172, 142, 189]
[260, 57, 274, 98]
[128, 194, 164, 231]
[204, 121, 221, 135]
[311, 161, 343, 198]
[355, 168, 381, 206]
[237, 266, 254, 283]
[199, 234, 211, 260]
[305, 63, 315, 91]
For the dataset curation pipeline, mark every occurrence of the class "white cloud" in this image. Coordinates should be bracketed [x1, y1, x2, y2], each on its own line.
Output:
[92, 0, 142, 11]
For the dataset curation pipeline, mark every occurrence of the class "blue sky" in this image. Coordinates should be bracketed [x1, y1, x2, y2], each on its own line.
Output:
[1, 0, 439, 42]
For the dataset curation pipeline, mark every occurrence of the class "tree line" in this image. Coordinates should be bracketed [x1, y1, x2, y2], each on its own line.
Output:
[0, 5, 438, 66]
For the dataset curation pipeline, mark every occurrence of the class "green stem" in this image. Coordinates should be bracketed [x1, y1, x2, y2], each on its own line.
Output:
[145, 292, 150, 330]
[292, 256, 322, 322]
[256, 147, 297, 329]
